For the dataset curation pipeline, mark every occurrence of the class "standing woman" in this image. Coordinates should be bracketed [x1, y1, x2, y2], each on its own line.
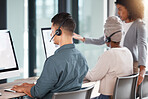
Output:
[73, 0, 147, 86]
[115, 0, 147, 86]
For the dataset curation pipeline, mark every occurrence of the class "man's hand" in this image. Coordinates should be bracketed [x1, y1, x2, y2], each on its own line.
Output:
[11, 83, 34, 97]
[137, 66, 146, 86]
[11, 85, 24, 93]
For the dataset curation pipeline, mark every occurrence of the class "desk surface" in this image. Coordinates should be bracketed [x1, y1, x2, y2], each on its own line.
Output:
[0, 77, 38, 99]
[0, 77, 100, 99]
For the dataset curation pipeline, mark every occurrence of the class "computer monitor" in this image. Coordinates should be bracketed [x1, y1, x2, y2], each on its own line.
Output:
[41, 28, 59, 58]
[0, 30, 19, 80]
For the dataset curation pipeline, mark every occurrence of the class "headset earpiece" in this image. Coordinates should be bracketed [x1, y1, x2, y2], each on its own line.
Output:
[55, 28, 62, 36]
[105, 37, 111, 43]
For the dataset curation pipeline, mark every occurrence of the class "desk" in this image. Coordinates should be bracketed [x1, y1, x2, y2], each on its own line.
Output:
[0, 77, 38, 99]
[0, 77, 100, 99]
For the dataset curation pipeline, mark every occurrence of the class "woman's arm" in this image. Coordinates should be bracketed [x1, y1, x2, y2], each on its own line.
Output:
[73, 33, 105, 45]
[137, 21, 147, 85]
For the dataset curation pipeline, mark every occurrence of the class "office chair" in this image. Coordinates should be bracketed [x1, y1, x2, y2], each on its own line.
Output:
[113, 74, 139, 99]
[138, 71, 148, 99]
[52, 85, 94, 99]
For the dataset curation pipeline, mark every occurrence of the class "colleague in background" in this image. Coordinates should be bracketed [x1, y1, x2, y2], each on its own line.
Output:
[84, 16, 133, 99]
[12, 12, 88, 99]
[73, 0, 147, 86]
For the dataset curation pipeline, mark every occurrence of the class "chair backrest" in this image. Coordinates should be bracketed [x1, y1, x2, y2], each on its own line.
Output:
[139, 71, 148, 99]
[52, 85, 94, 99]
[113, 74, 139, 99]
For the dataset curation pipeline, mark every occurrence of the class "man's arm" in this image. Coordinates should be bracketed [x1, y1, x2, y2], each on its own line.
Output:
[30, 58, 59, 98]
[23, 85, 33, 97]
[13, 58, 58, 98]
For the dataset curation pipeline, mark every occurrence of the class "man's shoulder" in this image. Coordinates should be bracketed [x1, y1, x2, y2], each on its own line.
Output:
[46, 48, 84, 61]
[45, 55, 56, 64]
[56, 47, 82, 56]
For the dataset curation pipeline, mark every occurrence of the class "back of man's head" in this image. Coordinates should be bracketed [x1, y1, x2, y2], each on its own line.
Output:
[51, 12, 76, 35]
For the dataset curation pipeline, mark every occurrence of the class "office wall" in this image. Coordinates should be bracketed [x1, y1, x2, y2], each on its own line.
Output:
[7, 0, 25, 81]
[36, 0, 58, 75]
[108, 0, 116, 16]
[76, 0, 107, 69]
[6, 0, 109, 77]
[6, 0, 58, 78]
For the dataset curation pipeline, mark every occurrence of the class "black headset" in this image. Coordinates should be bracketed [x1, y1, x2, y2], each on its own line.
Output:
[50, 18, 68, 42]
[105, 30, 121, 43]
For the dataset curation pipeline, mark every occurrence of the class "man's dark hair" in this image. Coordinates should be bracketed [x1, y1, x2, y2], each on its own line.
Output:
[115, 0, 144, 21]
[51, 12, 76, 33]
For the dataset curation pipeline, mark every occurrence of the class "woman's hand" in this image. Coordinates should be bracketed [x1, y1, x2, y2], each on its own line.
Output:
[137, 66, 146, 86]
[73, 33, 85, 42]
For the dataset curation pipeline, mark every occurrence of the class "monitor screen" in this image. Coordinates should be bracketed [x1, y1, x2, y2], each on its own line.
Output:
[0, 30, 19, 80]
[41, 28, 59, 58]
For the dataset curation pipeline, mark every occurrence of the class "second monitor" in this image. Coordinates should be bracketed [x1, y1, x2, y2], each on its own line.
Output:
[41, 28, 59, 58]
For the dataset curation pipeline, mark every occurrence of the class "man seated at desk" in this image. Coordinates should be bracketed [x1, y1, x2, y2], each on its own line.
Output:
[84, 16, 133, 99]
[12, 12, 88, 99]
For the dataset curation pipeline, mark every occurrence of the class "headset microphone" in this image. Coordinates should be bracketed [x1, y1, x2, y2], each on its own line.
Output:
[50, 18, 68, 42]
[50, 33, 56, 42]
